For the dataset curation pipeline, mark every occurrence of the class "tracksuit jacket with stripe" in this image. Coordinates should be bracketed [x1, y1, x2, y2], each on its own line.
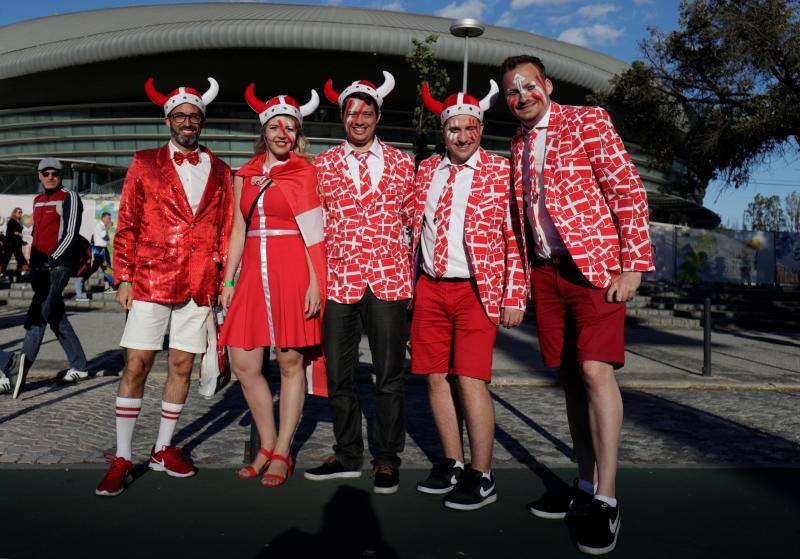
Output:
[31, 187, 82, 268]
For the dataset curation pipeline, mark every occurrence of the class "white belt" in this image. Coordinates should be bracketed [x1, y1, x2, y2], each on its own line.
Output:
[247, 229, 301, 237]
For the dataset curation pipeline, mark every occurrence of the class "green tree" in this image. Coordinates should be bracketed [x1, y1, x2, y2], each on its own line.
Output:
[786, 191, 800, 231]
[593, 0, 800, 198]
[744, 193, 788, 231]
[405, 35, 450, 164]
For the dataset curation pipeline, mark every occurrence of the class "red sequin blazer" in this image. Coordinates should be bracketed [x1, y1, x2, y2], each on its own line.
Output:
[113, 144, 233, 305]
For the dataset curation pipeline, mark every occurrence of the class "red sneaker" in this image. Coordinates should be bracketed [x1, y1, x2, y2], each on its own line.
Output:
[149, 446, 197, 478]
[96, 456, 134, 497]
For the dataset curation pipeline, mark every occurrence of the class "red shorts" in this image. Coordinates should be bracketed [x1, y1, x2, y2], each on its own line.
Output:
[532, 256, 625, 369]
[410, 274, 498, 381]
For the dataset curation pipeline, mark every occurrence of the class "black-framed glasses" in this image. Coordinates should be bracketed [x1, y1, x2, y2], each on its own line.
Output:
[169, 112, 203, 124]
[40, 170, 60, 178]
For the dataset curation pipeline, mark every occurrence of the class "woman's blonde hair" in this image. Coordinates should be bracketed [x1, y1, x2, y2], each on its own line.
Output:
[10, 207, 22, 219]
[254, 115, 312, 161]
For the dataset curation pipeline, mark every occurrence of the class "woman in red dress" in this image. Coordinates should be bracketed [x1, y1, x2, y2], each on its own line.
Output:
[219, 86, 326, 487]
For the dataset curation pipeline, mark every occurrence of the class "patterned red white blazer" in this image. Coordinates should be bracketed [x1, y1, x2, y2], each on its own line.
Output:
[314, 139, 415, 304]
[411, 148, 527, 325]
[511, 102, 654, 289]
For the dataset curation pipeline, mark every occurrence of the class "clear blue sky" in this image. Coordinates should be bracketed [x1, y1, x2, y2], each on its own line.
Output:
[1, 0, 797, 226]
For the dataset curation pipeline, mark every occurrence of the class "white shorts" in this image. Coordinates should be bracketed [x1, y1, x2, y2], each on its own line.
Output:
[120, 299, 210, 354]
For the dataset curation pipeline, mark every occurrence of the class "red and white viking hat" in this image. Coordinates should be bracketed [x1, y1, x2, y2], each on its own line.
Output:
[244, 84, 319, 125]
[421, 80, 500, 124]
[145, 76, 219, 116]
[323, 71, 395, 109]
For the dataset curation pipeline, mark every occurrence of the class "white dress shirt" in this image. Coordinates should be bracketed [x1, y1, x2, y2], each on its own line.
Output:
[522, 106, 568, 258]
[169, 142, 211, 214]
[343, 138, 384, 194]
[421, 151, 480, 278]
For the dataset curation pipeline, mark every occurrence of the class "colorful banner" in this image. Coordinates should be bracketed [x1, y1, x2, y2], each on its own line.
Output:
[676, 228, 774, 284]
[649, 223, 676, 282]
[775, 232, 800, 286]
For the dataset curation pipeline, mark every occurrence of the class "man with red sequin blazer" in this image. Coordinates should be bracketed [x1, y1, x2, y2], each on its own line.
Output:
[96, 76, 233, 498]
[305, 71, 414, 495]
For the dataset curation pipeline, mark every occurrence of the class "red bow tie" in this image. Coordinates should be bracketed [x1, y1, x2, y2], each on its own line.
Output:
[173, 151, 200, 166]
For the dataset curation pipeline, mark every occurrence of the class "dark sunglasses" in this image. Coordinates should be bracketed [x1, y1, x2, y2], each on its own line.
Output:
[40, 170, 60, 178]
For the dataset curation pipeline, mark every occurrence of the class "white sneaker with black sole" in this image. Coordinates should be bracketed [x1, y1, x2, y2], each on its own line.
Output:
[62, 368, 89, 383]
[443, 468, 497, 511]
[416, 459, 464, 495]
[577, 499, 621, 555]
[0, 374, 11, 395]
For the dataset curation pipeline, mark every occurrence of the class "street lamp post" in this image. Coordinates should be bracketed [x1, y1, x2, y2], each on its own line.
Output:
[450, 18, 485, 93]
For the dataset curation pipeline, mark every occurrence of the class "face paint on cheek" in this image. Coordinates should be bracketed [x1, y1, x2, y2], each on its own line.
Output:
[345, 99, 367, 128]
[533, 75, 548, 103]
[513, 72, 543, 104]
[277, 119, 295, 148]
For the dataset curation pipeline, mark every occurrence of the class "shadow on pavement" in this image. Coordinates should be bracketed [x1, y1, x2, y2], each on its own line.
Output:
[172, 383, 249, 455]
[622, 390, 800, 465]
[257, 485, 398, 559]
[0, 377, 117, 424]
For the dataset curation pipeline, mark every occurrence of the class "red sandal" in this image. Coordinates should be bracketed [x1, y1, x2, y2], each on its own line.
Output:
[261, 453, 293, 487]
[237, 447, 273, 479]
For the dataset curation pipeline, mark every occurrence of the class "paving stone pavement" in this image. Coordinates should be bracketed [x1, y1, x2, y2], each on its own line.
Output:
[2, 305, 798, 468]
[1, 375, 799, 467]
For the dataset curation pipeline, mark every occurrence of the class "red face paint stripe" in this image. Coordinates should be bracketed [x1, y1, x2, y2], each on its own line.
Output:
[277, 119, 296, 149]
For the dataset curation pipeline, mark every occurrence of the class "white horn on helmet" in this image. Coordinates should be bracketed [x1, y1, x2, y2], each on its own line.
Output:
[300, 90, 320, 117]
[375, 71, 395, 102]
[202, 77, 219, 106]
[479, 79, 499, 112]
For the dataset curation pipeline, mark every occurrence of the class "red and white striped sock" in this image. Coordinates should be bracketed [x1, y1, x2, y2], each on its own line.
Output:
[154, 401, 184, 452]
[115, 397, 142, 460]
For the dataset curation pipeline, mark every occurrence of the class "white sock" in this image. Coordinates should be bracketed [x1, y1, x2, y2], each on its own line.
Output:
[115, 397, 142, 461]
[578, 479, 596, 495]
[453, 459, 465, 469]
[154, 401, 183, 452]
[595, 494, 618, 508]
[480, 470, 492, 480]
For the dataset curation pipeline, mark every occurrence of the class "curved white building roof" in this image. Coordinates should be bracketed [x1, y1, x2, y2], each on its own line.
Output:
[0, 3, 628, 92]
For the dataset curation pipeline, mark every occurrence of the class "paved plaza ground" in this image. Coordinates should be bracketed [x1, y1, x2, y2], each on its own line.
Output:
[0, 305, 798, 557]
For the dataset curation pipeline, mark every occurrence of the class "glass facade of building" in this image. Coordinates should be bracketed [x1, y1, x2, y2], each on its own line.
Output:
[0, 100, 701, 224]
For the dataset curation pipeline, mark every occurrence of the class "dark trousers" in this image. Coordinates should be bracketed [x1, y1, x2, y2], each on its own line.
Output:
[322, 288, 408, 469]
[1, 241, 28, 272]
[22, 266, 87, 371]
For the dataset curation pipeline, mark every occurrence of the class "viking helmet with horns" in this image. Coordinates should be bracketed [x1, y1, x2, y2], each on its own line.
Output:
[145, 76, 219, 116]
[244, 84, 319, 125]
[421, 80, 500, 123]
[323, 71, 395, 109]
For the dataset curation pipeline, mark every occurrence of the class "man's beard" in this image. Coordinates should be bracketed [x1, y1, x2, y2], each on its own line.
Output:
[171, 127, 200, 148]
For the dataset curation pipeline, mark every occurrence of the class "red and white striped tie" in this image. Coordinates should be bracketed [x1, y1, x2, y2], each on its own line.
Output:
[354, 151, 373, 205]
[526, 130, 546, 256]
[433, 164, 461, 277]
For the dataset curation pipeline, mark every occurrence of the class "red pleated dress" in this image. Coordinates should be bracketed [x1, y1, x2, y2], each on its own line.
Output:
[219, 169, 322, 350]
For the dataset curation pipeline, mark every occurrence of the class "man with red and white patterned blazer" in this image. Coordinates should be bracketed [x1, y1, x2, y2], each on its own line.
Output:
[409, 81, 527, 511]
[305, 71, 415, 495]
[501, 55, 654, 554]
